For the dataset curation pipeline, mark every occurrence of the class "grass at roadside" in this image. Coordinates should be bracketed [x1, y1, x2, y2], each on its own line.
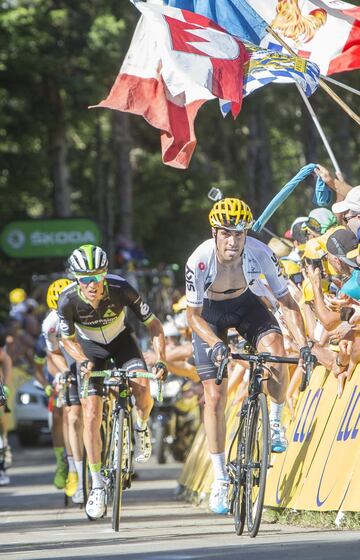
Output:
[263, 507, 360, 529]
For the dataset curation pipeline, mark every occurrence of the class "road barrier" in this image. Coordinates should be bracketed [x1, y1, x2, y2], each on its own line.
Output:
[178, 364, 360, 512]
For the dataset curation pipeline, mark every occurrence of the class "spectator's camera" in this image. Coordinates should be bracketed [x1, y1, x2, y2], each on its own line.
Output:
[305, 257, 324, 275]
[289, 272, 303, 286]
[340, 307, 355, 322]
[208, 187, 223, 202]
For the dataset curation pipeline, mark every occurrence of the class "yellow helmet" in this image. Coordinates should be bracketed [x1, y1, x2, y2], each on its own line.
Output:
[279, 258, 301, 277]
[172, 295, 187, 313]
[9, 288, 27, 305]
[46, 278, 72, 310]
[209, 198, 253, 231]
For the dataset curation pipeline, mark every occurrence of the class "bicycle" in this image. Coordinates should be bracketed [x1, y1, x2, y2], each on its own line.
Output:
[82, 368, 162, 532]
[219, 351, 300, 538]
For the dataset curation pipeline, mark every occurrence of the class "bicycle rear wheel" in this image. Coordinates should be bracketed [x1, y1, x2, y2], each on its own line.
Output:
[112, 409, 132, 531]
[245, 393, 270, 538]
[233, 411, 246, 536]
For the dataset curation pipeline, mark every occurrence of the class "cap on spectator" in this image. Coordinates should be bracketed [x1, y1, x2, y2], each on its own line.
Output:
[340, 269, 360, 300]
[9, 288, 27, 305]
[267, 237, 291, 258]
[302, 208, 337, 235]
[284, 217, 307, 241]
[326, 228, 359, 268]
[332, 185, 360, 214]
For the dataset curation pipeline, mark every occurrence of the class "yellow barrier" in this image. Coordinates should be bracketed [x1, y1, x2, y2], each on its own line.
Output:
[178, 363, 360, 513]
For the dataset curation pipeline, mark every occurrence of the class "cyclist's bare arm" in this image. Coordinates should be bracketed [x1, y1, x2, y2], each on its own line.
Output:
[278, 292, 307, 349]
[47, 349, 69, 374]
[61, 337, 89, 364]
[187, 306, 221, 348]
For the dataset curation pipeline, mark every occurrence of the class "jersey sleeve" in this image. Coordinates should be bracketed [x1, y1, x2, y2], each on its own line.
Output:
[57, 294, 76, 339]
[42, 312, 60, 353]
[260, 245, 289, 299]
[124, 283, 155, 324]
[185, 251, 206, 307]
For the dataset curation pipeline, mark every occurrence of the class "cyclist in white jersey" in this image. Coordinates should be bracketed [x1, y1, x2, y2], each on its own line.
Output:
[186, 198, 311, 514]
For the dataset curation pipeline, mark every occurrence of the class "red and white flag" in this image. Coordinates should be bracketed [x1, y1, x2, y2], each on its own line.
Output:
[247, 0, 360, 75]
[92, 2, 248, 169]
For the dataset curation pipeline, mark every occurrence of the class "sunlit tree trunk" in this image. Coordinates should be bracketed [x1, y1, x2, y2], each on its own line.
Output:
[50, 122, 71, 217]
[113, 112, 133, 241]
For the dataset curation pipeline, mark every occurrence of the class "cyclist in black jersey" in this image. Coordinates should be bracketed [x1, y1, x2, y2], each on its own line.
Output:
[186, 198, 311, 514]
[57, 244, 167, 520]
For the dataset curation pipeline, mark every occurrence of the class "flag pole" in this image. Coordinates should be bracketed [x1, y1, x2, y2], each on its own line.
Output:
[295, 83, 341, 173]
[322, 76, 360, 98]
[267, 27, 360, 127]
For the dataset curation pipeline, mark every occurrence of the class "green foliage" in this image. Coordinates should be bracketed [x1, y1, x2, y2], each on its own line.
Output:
[0, 0, 360, 290]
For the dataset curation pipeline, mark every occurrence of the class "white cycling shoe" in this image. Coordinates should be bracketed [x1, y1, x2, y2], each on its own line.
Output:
[72, 488, 84, 505]
[134, 426, 152, 463]
[85, 488, 106, 520]
[209, 479, 229, 515]
[0, 470, 10, 486]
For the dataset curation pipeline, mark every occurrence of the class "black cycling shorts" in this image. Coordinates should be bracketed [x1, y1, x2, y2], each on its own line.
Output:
[192, 289, 281, 382]
[78, 327, 147, 397]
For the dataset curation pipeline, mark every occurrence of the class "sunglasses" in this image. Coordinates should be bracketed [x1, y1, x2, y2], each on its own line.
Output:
[343, 214, 359, 224]
[78, 273, 106, 285]
[301, 217, 322, 234]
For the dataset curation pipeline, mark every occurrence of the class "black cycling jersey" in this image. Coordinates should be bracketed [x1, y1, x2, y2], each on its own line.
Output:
[57, 274, 155, 345]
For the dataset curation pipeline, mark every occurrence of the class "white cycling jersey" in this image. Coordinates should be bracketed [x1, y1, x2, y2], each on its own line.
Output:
[185, 236, 289, 307]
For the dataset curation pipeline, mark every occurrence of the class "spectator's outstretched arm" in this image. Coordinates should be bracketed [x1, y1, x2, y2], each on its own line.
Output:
[306, 265, 341, 330]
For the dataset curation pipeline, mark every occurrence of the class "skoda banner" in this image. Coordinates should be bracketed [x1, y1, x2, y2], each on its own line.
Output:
[0, 219, 101, 258]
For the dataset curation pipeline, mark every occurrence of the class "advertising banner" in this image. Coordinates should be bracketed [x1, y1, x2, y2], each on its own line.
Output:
[265, 366, 336, 508]
[0, 219, 101, 258]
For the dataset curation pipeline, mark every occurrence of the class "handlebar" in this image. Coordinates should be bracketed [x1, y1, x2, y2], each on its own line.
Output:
[215, 352, 302, 386]
[84, 369, 163, 402]
[231, 352, 299, 365]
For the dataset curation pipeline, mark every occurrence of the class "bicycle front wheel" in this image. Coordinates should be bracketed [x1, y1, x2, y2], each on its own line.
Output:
[112, 410, 131, 532]
[245, 393, 270, 538]
[234, 411, 246, 536]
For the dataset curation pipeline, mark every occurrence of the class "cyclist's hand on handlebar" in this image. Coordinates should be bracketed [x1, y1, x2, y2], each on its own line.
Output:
[80, 359, 94, 379]
[153, 360, 168, 381]
[210, 341, 229, 367]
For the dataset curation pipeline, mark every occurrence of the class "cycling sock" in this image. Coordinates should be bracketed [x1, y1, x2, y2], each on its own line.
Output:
[54, 447, 65, 466]
[89, 462, 104, 489]
[270, 402, 284, 425]
[75, 460, 83, 490]
[67, 455, 76, 473]
[136, 417, 147, 430]
[210, 452, 228, 480]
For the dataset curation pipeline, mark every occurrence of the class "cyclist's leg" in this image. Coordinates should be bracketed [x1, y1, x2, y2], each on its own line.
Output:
[65, 364, 84, 500]
[76, 338, 108, 516]
[110, 329, 153, 463]
[192, 327, 230, 514]
[0, 409, 10, 486]
[236, 291, 288, 453]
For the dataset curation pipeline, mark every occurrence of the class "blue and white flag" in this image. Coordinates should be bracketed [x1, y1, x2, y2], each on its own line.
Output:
[220, 44, 320, 116]
[162, 0, 267, 44]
